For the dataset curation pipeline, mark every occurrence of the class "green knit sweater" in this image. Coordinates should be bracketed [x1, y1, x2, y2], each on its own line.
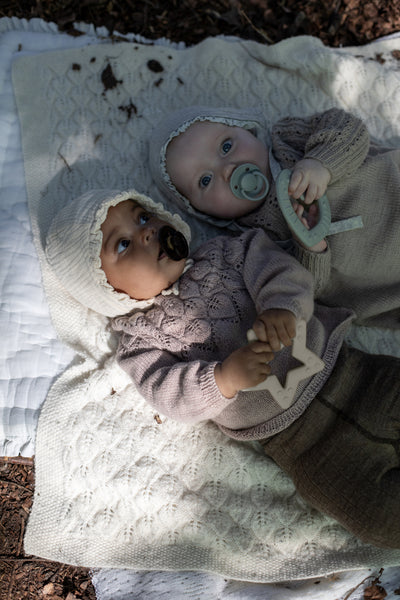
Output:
[239, 108, 400, 328]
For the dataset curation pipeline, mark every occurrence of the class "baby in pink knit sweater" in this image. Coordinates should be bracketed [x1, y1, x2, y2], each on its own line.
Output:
[45, 187, 400, 549]
[100, 196, 295, 397]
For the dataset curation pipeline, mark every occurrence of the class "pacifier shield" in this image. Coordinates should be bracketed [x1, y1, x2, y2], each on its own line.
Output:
[158, 226, 189, 261]
[230, 163, 269, 202]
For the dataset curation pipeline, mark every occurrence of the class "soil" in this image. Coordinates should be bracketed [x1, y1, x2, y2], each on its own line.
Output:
[2, 0, 400, 46]
[1, 1, 400, 599]
[0, 458, 96, 600]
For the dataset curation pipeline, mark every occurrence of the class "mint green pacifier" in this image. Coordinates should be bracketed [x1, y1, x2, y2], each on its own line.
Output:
[230, 163, 269, 202]
[276, 169, 331, 247]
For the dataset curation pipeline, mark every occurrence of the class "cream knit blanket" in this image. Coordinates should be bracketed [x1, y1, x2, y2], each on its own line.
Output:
[13, 34, 400, 578]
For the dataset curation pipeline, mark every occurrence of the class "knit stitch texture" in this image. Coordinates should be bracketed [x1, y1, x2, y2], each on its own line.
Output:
[12, 33, 400, 575]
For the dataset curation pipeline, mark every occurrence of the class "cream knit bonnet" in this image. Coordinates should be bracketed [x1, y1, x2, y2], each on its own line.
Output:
[148, 105, 269, 228]
[45, 188, 191, 317]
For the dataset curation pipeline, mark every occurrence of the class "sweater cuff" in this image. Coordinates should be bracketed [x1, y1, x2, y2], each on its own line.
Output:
[199, 362, 237, 418]
[292, 241, 331, 296]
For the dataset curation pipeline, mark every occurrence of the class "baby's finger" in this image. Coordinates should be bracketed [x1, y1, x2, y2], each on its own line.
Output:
[288, 170, 305, 198]
[264, 323, 282, 351]
[293, 204, 304, 219]
[257, 363, 272, 378]
[275, 322, 293, 347]
[248, 340, 273, 354]
[292, 200, 302, 215]
[304, 182, 318, 205]
[284, 318, 297, 341]
[292, 203, 310, 229]
[252, 319, 267, 342]
[255, 352, 274, 367]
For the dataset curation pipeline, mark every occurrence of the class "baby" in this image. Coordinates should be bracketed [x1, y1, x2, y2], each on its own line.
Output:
[149, 105, 400, 329]
[45, 187, 400, 549]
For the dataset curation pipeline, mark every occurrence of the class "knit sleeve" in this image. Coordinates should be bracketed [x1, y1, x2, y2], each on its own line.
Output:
[290, 240, 331, 296]
[113, 319, 237, 425]
[233, 229, 315, 322]
[271, 108, 370, 183]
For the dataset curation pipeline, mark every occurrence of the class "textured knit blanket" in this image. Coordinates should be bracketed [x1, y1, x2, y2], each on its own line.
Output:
[13, 33, 400, 578]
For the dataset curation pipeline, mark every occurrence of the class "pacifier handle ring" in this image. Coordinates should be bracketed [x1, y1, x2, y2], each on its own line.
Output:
[276, 169, 331, 247]
[230, 163, 269, 202]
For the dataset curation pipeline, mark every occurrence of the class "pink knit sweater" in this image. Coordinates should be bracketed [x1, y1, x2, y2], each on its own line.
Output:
[112, 229, 353, 440]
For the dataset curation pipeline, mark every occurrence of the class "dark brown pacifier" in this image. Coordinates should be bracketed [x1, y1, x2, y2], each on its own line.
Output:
[158, 226, 189, 261]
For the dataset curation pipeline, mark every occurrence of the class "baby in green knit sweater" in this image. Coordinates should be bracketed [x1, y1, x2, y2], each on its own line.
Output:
[165, 116, 329, 253]
[149, 106, 400, 329]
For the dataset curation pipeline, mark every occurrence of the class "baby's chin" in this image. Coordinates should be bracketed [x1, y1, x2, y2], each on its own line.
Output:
[191, 192, 265, 220]
[225, 197, 266, 219]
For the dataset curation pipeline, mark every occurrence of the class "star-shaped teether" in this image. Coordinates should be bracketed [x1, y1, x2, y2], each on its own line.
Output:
[244, 319, 325, 409]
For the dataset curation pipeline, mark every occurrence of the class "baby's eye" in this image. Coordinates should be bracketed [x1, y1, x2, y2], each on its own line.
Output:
[200, 174, 212, 188]
[138, 212, 150, 225]
[117, 239, 130, 254]
[221, 139, 232, 154]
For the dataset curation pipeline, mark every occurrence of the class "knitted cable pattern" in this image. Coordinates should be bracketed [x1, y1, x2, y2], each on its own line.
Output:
[13, 32, 400, 575]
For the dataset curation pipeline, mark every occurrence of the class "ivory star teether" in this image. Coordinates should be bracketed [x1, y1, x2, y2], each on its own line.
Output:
[244, 319, 325, 409]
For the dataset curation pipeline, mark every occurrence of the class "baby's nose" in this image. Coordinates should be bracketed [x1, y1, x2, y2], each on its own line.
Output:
[223, 162, 236, 183]
[142, 224, 157, 244]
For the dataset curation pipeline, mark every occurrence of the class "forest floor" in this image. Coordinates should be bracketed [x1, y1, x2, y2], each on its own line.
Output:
[1, 1, 400, 598]
[2, 0, 400, 47]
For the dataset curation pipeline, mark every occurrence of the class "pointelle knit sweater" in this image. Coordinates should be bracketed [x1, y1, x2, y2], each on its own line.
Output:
[112, 229, 353, 441]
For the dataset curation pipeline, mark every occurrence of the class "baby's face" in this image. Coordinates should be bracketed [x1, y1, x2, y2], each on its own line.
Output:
[100, 200, 186, 300]
[166, 121, 270, 219]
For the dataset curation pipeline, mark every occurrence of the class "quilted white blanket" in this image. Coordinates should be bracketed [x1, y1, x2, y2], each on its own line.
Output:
[12, 28, 400, 578]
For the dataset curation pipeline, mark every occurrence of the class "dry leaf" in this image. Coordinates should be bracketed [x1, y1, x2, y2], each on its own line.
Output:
[364, 582, 387, 599]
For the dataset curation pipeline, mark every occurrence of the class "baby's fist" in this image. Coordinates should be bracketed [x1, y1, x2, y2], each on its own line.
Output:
[253, 309, 296, 351]
[289, 158, 331, 204]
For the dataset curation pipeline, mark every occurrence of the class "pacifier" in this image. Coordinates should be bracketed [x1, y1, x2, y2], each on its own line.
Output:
[230, 163, 269, 202]
[276, 169, 331, 247]
[158, 225, 189, 261]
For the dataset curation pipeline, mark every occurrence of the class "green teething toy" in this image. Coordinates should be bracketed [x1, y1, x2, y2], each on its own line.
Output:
[230, 163, 269, 202]
[276, 169, 331, 247]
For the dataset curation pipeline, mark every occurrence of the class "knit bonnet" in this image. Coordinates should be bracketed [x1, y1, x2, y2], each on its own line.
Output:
[45, 188, 191, 317]
[148, 105, 270, 228]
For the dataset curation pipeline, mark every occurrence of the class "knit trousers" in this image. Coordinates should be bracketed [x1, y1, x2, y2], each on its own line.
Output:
[260, 344, 400, 548]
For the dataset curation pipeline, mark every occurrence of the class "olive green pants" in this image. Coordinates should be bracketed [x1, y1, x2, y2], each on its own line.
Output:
[260, 344, 400, 548]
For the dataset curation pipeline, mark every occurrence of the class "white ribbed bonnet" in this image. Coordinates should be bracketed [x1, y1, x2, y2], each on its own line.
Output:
[45, 188, 191, 317]
[148, 105, 269, 228]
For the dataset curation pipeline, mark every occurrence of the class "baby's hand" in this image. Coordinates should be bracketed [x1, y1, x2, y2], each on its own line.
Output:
[214, 341, 274, 398]
[252, 309, 296, 351]
[289, 158, 331, 205]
